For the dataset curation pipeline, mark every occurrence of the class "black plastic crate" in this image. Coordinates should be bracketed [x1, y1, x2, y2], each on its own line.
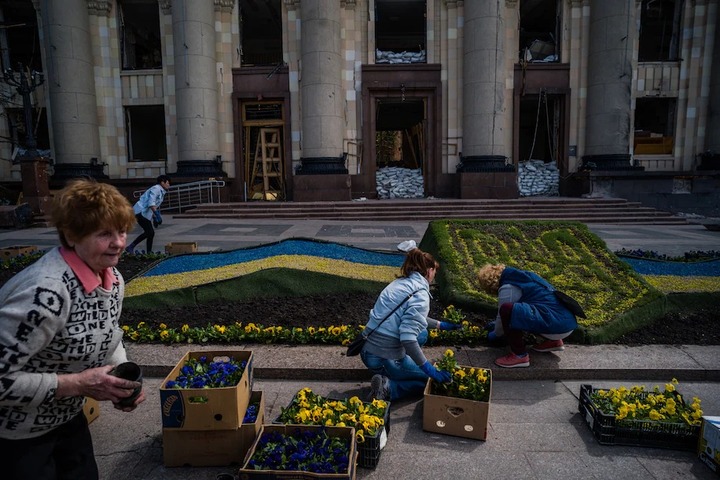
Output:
[578, 384, 700, 451]
[274, 391, 391, 468]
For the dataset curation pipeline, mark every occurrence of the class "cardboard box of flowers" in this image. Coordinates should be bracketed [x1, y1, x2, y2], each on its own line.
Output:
[274, 387, 389, 469]
[422, 349, 492, 440]
[160, 350, 253, 430]
[578, 380, 704, 451]
[238, 425, 357, 480]
[162, 390, 265, 467]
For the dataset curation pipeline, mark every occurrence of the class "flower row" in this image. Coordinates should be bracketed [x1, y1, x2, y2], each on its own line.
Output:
[121, 320, 483, 345]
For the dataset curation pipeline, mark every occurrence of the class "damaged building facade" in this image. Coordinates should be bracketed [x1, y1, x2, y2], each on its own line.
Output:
[0, 0, 718, 213]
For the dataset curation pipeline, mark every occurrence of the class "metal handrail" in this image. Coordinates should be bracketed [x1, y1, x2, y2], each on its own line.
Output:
[133, 179, 226, 213]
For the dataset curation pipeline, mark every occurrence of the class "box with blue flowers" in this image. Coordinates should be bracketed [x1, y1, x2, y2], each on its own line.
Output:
[238, 425, 357, 480]
[160, 350, 253, 430]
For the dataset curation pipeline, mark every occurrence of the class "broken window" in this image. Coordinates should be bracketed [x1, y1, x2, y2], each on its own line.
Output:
[0, 1, 43, 72]
[239, 0, 283, 67]
[119, 0, 162, 70]
[638, 0, 682, 62]
[125, 105, 167, 161]
[519, 0, 561, 63]
[375, 0, 426, 64]
[633, 97, 676, 155]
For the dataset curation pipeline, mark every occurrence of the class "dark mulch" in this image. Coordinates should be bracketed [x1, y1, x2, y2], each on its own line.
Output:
[2, 255, 719, 345]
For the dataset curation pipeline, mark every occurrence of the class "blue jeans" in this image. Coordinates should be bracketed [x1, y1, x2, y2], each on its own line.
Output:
[361, 330, 429, 401]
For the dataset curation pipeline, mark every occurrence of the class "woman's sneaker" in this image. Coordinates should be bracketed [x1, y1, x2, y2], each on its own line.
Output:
[532, 339, 565, 352]
[495, 352, 530, 368]
[369, 374, 390, 401]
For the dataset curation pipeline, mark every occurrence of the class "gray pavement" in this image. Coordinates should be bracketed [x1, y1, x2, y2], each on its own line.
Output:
[1, 216, 719, 479]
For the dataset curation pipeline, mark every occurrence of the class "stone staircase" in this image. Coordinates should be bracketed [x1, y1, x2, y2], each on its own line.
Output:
[173, 197, 689, 224]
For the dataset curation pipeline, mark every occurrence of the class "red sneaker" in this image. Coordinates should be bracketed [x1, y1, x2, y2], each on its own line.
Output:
[532, 339, 565, 352]
[495, 352, 530, 368]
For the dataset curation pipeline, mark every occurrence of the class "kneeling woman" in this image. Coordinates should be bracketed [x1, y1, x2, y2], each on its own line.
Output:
[360, 248, 460, 401]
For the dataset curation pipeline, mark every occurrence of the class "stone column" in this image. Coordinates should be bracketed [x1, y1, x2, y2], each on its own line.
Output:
[462, 0, 506, 162]
[705, 1, 720, 161]
[38, 0, 101, 166]
[298, 0, 345, 172]
[582, 0, 636, 170]
[459, 0, 514, 198]
[172, 0, 220, 171]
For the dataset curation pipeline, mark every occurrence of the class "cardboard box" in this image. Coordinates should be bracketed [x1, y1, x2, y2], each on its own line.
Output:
[83, 397, 100, 424]
[0, 245, 37, 260]
[165, 242, 198, 255]
[422, 370, 492, 441]
[160, 350, 253, 430]
[238, 425, 357, 480]
[699, 416, 720, 475]
[163, 391, 265, 467]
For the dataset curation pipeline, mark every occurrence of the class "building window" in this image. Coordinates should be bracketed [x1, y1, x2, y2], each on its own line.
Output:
[519, 0, 561, 63]
[119, 0, 162, 70]
[125, 105, 167, 162]
[0, 1, 42, 72]
[633, 98, 676, 155]
[375, 0, 426, 64]
[638, 0, 682, 62]
[239, 0, 283, 66]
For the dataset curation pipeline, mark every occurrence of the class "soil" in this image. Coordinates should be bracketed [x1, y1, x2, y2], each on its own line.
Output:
[2, 255, 719, 345]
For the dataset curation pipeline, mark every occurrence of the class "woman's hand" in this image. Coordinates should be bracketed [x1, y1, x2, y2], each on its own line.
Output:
[56, 365, 142, 406]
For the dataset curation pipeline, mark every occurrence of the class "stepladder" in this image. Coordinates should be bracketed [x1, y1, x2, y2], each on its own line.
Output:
[249, 127, 284, 200]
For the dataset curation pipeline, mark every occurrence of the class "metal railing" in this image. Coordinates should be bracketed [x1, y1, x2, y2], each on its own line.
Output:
[133, 179, 226, 213]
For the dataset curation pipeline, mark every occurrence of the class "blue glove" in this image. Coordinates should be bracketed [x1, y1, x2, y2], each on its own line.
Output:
[152, 210, 163, 227]
[420, 361, 452, 384]
[439, 321, 462, 331]
[487, 331, 503, 341]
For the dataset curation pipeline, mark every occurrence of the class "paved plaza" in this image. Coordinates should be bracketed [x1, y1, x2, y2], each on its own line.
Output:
[1, 217, 719, 479]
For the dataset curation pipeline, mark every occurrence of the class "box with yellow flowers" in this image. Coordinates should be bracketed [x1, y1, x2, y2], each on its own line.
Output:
[578, 380, 703, 451]
[274, 387, 390, 469]
[422, 349, 492, 440]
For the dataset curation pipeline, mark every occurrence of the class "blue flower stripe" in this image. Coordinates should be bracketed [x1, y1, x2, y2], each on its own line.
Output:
[142, 238, 405, 277]
[620, 258, 720, 277]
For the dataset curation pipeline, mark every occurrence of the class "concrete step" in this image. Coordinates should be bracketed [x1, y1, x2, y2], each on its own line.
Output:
[173, 197, 686, 225]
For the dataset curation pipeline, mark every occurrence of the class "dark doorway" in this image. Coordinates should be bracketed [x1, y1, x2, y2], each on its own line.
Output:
[375, 98, 426, 198]
[519, 92, 561, 163]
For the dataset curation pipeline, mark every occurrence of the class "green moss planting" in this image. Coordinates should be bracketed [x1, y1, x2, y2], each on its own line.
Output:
[123, 267, 385, 311]
[419, 220, 665, 344]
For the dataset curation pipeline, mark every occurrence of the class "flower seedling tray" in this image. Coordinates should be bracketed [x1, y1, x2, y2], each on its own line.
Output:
[422, 368, 492, 441]
[0, 245, 37, 260]
[578, 384, 701, 451]
[273, 391, 390, 469]
[160, 350, 253, 430]
[238, 425, 357, 480]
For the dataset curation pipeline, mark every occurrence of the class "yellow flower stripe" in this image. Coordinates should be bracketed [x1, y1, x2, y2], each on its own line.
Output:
[642, 275, 720, 293]
[126, 254, 398, 297]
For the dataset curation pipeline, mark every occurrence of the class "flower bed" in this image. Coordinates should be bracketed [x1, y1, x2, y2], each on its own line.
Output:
[578, 381, 703, 450]
[275, 387, 389, 468]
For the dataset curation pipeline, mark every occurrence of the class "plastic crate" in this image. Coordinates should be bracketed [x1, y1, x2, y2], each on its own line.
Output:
[274, 391, 390, 469]
[578, 384, 701, 451]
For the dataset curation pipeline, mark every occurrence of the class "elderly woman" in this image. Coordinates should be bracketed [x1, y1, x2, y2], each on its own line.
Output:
[0, 180, 145, 480]
[361, 247, 461, 401]
[477, 263, 578, 368]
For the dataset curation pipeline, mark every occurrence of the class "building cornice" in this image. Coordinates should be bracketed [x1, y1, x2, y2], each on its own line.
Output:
[87, 0, 112, 16]
[215, 0, 235, 13]
[159, 0, 172, 15]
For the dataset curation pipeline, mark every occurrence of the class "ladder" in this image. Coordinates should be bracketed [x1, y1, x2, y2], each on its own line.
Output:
[249, 127, 284, 200]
